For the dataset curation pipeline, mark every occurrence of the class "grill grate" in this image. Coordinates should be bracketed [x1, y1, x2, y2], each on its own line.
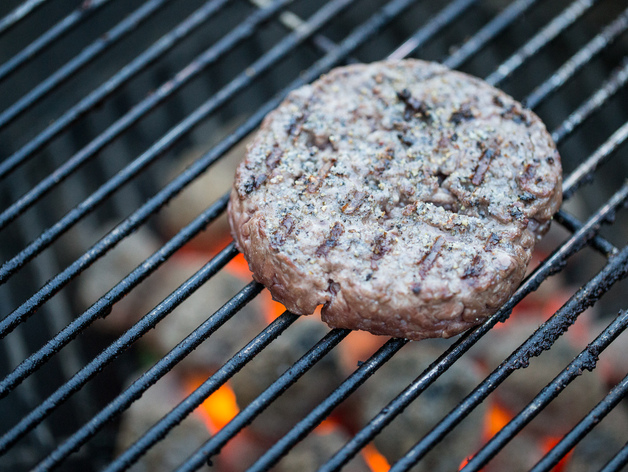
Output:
[1, 0, 627, 470]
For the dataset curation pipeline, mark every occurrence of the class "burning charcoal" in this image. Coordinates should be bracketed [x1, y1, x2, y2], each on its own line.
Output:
[357, 341, 486, 471]
[116, 374, 214, 472]
[230, 318, 346, 440]
[274, 428, 369, 472]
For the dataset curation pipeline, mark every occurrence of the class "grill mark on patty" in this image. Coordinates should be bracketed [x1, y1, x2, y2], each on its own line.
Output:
[307, 159, 336, 193]
[471, 142, 500, 186]
[449, 102, 474, 124]
[396, 88, 432, 122]
[243, 174, 267, 195]
[265, 145, 282, 173]
[371, 232, 396, 269]
[315, 222, 344, 257]
[461, 254, 484, 279]
[484, 232, 501, 250]
[270, 214, 295, 249]
[417, 236, 445, 278]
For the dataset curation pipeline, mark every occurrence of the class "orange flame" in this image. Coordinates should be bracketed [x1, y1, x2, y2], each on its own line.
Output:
[184, 374, 240, 434]
[483, 401, 513, 440]
[362, 443, 391, 472]
[225, 252, 253, 280]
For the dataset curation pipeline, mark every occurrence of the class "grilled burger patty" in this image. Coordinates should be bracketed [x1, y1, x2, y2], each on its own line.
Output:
[228, 59, 562, 340]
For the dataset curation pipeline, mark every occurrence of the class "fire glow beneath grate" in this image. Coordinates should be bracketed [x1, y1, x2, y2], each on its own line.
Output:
[0, 0, 627, 471]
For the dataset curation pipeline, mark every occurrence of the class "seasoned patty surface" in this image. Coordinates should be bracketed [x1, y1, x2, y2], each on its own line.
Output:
[228, 59, 562, 340]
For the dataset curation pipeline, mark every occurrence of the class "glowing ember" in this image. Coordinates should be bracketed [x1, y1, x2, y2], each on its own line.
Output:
[483, 401, 513, 440]
[258, 289, 286, 323]
[225, 252, 254, 280]
[184, 374, 240, 434]
[362, 443, 391, 472]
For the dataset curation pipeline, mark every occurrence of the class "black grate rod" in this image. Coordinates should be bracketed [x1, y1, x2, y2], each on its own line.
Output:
[531, 371, 628, 472]
[248, 0, 338, 55]
[600, 439, 628, 472]
[0, 0, 49, 37]
[321, 182, 625, 470]
[0, 0, 234, 181]
[443, 0, 540, 70]
[165, 329, 350, 472]
[389, 243, 628, 472]
[524, 8, 628, 110]
[0, 0, 406, 337]
[0, 193, 229, 399]
[554, 209, 617, 257]
[485, 0, 597, 86]
[35, 281, 267, 471]
[0, 0, 111, 83]
[0, 242, 237, 455]
[461, 308, 628, 471]
[551, 56, 628, 144]
[0, 0, 286, 228]
[387, 0, 478, 60]
[99, 310, 300, 472]
[0, 0, 172, 131]
[563, 119, 628, 199]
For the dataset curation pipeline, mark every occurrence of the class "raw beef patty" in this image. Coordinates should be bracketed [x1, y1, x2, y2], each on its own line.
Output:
[228, 59, 562, 340]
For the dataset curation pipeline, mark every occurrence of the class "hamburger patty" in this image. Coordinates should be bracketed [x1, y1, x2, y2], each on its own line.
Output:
[228, 59, 562, 340]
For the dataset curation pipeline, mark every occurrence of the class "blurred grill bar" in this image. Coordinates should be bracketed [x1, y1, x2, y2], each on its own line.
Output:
[0, 0, 232, 180]
[0, 0, 111, 83]
[0, 0, 172, 130]
[0, 0, 49, 36]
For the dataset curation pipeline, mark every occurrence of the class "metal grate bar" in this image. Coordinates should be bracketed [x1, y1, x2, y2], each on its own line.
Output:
[0, 0, 172, 131]
[0, 242, 237, 454]
[0, 192, 229, 398]
[386, 0, 478, 60]
[563, 119, 628, 199]
[600, 439, 628, 472]
[0, 0, 283, 228]
[0, 0, 49, 37]
[485, 0, 597, 86]
[551, 56, 628, 144]
[0, 0, 234, 181]
[0, 0, 111, 83]
[531, 371, 628, 472]
[216, 338, 408, 472]
[0, 0, 356, 334]
[461, 308, 628, 470]
[554, 209, 617, 257]
[111, 328, 350, 472]
[524, 8, 628, 110]
[35, 280, 267, 471]
[320, 178, 626, 470]
[443, 0, 540, 70]
[389, 244, 628, 471]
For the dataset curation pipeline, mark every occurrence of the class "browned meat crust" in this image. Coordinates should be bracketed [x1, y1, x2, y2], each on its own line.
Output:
[228, 59, 562, 340]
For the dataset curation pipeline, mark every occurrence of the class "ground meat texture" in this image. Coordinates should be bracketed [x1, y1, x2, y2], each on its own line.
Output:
[228, 59, 562, 340]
